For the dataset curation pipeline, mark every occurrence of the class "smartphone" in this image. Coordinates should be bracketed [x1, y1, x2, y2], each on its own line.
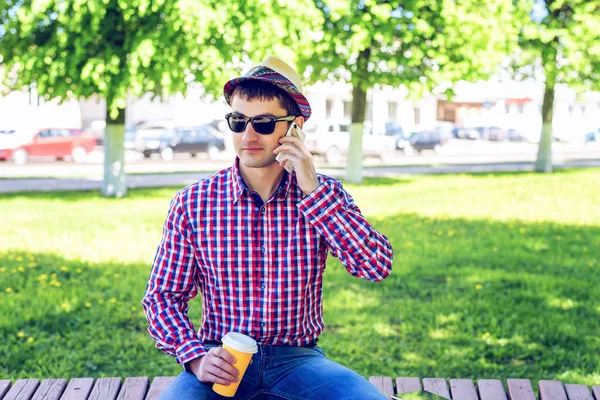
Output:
[276, 122, 306, 173]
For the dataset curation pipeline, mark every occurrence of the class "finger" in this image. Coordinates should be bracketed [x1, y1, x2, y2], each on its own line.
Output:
[202, 371, 233, 386]
[208, 354, 239, 378]
[206, 363, 238, 382]
[214, 347, 237, 364]
[278, 137, 312, 158]
[273, 142, 301, 154]
[276, 153, 300, 167]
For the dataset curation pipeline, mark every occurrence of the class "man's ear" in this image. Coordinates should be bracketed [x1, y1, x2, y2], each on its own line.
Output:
[294, 116, 305, 129]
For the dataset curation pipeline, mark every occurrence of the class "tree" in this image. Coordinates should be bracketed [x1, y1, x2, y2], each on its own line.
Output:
[299, 0, 523, 183]
[0, 0, 321, 196]
[516, 0, 600, 173]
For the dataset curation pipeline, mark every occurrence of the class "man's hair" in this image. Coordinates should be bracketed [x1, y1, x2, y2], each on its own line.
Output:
[231, 80, 302, 117]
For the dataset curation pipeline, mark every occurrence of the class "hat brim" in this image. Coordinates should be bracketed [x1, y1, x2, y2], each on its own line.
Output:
[224, 76, 312, 121]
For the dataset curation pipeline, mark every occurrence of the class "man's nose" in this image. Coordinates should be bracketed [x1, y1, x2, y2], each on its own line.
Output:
[242, 122, 259, 141]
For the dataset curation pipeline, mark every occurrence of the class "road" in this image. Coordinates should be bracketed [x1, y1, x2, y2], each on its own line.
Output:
[0, 141, 599, 193]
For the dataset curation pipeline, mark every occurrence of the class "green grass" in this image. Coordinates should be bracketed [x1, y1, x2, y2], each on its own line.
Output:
[1, 168, 599, 390]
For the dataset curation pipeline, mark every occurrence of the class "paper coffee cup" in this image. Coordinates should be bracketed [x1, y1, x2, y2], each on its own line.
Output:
[212, 332, 258, 397]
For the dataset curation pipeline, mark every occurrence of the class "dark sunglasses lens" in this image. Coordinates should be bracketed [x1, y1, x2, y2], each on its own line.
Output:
[252, 117, 276, 134]
[228, 116, 247, 132]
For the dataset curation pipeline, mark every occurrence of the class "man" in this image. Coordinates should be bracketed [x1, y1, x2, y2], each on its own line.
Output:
[143, 56, 393, 400]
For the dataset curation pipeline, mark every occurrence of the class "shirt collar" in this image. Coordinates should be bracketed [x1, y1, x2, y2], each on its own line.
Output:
[231, 157, 294, 204]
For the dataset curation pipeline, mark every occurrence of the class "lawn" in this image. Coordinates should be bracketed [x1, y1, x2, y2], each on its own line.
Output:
[1, 168, 599, 390]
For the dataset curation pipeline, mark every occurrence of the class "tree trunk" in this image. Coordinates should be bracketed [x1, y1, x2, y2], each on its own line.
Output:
[346, 84, 367, 184]
[535, 43, 557, 173]
[102, 105, 127, 197]
[534, 85, 554, 173]
[346, 48, 371, 184]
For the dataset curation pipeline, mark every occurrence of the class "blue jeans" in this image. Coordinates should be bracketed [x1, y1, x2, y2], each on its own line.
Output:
[159, 344, 387, 400]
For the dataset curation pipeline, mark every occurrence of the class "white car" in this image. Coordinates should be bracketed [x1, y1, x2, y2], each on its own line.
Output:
[303, 122, 396, 164]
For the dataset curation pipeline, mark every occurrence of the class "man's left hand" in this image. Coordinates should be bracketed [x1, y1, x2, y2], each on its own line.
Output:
[273, 136, 319, 197]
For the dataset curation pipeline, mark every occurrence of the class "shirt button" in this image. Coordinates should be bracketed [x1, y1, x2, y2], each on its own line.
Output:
[261, 321, 266, 327]
[260, 283, 266, 290]
[260, 246, 266, 253]
[261, 207, 266, 213]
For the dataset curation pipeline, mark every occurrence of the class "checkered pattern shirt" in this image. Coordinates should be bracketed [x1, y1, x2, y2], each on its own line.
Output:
[142, 158, 393, 367]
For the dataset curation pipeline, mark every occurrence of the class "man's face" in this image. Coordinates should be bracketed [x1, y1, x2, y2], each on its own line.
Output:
[230, 95, 292, 170]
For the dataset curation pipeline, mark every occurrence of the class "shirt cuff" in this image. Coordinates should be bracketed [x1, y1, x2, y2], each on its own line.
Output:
[176, 339, 208, 369]
[297, 181, 342, 223]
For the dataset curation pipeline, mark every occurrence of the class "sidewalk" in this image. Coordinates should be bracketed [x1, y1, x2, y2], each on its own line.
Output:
[1, 159, 599, 194]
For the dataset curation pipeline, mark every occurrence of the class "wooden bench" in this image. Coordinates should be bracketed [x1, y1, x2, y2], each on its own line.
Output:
[1, 376, 599, 400]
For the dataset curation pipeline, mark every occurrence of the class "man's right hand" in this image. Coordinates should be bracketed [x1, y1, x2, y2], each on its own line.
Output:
[189, 347, 239, 385]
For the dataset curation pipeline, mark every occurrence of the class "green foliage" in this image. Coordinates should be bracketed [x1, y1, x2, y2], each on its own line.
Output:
[0, 0, 322, 116]
[300, 0, 521, 93]
[516, 0, 600, 90]
[1, 169, 600, 384]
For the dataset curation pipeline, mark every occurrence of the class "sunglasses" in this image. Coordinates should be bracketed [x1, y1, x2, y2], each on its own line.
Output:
[225, 113, 297, 135]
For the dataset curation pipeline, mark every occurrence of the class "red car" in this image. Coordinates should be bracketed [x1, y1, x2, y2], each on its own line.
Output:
[8, 128, 97, 164]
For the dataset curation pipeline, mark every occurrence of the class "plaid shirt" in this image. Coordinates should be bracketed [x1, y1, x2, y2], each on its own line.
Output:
[142, 158, 393, 367]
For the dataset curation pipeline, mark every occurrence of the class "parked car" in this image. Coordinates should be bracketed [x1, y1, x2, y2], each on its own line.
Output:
[409, 131, 448, 153]
[384, 122, 413, 155]
[135, 125, 225, 161]
[584, 129, 599, 143]
[124, 128, 137, 150]
[0, 129, 20, 161]
[473, 126, 506, 141]
[506, 129, 529, 142]
[451, 127, 479, 140]
[303, 122, 396, 164]
[8, 128, 96, 164]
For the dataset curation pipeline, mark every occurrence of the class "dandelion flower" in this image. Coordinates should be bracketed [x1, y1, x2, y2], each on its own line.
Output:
[114, 273, 121, 279]
[18, 266, 25, 272]
[109, 298, 117, 304]
[60, 266, 69, 272]
[50, 280, 62, 287]
[37, 274, 48, 281]
[85, 302, 92, 308]
[0, 267, 6, 273]
[5, 288, 13, 293]
[475, 284, 483, 290]
[16, 256, 23, 262]
[27, 337, 34, 343]
[17, 332, 25, 338]
[61, 302, 72, 312]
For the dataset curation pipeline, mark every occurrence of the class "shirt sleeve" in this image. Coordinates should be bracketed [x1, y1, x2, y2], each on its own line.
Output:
[142, 188, 208, 367]
[297, 178, 393, 281]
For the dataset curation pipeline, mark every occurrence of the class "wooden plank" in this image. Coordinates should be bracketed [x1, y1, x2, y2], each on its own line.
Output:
[60, 378, 95, 400]
[3, 379, 40, 400]
[88, 378, 121, 400]
[507, 379, 536, 400]
[31, 379, 67, 400]
[478, 380, 508, 400]
[115, 378, 148, 400]
[539, 381, 568, 400]
[369, 377, 394, 398]
[144, 377, 175, 400]
[423, 378, 450, 399]
[450, 379, 478, 400]
[396, 378, 421, 394]
[592, 386, 600, 400]
[564, 384, 593, 400]
[0, 381, 12, 400]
